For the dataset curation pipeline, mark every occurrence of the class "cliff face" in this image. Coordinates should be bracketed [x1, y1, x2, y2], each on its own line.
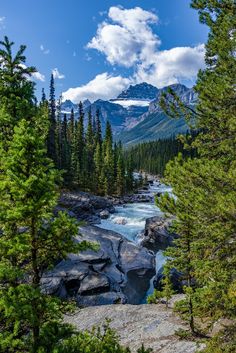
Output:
[64, 296, 205, 353]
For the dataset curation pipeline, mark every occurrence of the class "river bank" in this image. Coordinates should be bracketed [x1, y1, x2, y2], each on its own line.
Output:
[43, 178, 174, 306]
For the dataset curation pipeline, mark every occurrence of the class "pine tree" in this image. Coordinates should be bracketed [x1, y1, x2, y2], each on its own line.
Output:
[94, 141, 103, 194]
[41, 88, 46, 104]
[0, 112, 95, 352]
[47, 73, 57, 164]
[0, 36, 36, 147]
[77, 102, 85, 187]
[116, 154, 125, 196]
[103, 121, 114, 195]
[155, 0, 236, 345]
[125, 155, 134, 193]
[60, 114, 71, 185]
[85, 107, 95, 189]
[95, 108, 102, 146]
[0, 39, 95, 350]
[56, 95, 62, 169]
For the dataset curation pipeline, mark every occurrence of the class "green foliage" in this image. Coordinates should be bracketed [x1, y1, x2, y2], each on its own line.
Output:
[47, 73, 57, 164]
[54, 102, 135, 195]
[52, 321, 152, 353]
[174, 328, 192, 340]
[147, 289, 162, 304]
[125, 134, 197, 176]
[0, 36, 36, 147]
[156, 0, 236, 346]
[137, 344, 153, 353]
[201, 325, 236, 353]
[0, 38, 97, 352]
[0, 36, 150, 353]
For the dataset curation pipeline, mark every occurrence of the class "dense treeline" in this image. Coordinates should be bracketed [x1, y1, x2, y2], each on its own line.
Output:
[149, 1, 236, 351]
[44, 75, 134, 196]
[0, 37, 149, 353]
[125, 135, 197, 176]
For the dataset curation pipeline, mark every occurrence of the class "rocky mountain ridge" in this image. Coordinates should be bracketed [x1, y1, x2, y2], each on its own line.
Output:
[61, 82, 196, 145]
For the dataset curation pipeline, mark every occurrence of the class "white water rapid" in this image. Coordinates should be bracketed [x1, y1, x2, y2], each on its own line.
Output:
[97, 181, 172, 302]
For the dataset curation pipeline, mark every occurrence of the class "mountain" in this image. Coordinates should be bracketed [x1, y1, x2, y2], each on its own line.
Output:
[116, 84, 197, 146]
[83, 99, 148, 135]
[61, 99, 79, 114]
[61, 83, 196, 145]
[116, 82, 158, 100]
[61, 83, 158, 134]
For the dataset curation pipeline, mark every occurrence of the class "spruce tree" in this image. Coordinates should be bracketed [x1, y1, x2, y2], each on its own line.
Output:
[85, 107, 95, 189]
[116, 154, 125, 196]
[41, 88, 46, 104]
[77, 102, 85, 187]
[95, 108, 102, 146]
[0, 36, 36, 147]
[47, 73, 57, 164]
[103, 121, 114, 195]
[155, 0, 236, 346]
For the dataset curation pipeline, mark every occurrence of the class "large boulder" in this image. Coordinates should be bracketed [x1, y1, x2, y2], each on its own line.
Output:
[58, 191, 115, 224]
[41, 225, 155, 306]
[140, 215, 177, 251]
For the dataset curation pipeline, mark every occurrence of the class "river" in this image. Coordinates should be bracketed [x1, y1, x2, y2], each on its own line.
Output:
[97, 181, 172, 302]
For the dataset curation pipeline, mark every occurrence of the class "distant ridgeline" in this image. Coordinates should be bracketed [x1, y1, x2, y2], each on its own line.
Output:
[125, 132, 198, 176]
[61, 82, 197, 146]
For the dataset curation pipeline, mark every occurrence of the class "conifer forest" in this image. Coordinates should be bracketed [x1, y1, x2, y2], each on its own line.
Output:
[0, 1, 235, 353]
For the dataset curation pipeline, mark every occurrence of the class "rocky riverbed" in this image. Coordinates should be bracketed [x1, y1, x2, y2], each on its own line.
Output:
[43, 180, 176, 305]
[41, 225, 155, 305]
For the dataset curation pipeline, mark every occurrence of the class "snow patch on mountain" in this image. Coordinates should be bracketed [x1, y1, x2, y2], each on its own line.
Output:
[110, 99, 151, 108]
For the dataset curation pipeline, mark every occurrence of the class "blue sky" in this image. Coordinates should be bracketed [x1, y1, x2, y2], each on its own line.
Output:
[0, 0, 208, 102]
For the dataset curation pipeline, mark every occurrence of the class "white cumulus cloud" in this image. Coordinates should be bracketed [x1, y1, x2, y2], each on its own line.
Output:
[87, 6, 205, 87]
[63, 6, 206, 102]
[52, 68, 65, 79]
[135, 44, 205, 87]
[87, 6, 160, 68]
[62, 73, 131, 103]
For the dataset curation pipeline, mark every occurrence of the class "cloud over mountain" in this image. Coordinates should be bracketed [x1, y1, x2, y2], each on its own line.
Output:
[62, 72, 131, 103]
[63, 6, 205, 102]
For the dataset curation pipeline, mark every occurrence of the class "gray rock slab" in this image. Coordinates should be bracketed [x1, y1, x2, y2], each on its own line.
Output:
[64, 301, 204, 353]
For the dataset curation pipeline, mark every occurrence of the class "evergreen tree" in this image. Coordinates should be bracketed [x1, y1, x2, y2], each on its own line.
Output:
[69, 108, 78, 185]
[95, 108, 102, 146]
[125, 155, 134, 193]
[0, 36, 36, 147]
[56, 95, 62, 169]
[154, 0, 236, 347]
[116, 154, 125, 196]
[94, 141, 103, 194]
[41, 88, 46, 104]
[61, 113, 71, 183]
[85, 107, 95, 189]
[103, 121, 114, 195]
[77, 102, 85, 186]
[0, 40, 95, 350]
[47, 73, 57, 164]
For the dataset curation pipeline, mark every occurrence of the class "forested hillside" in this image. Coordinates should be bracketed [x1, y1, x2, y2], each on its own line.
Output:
[0, 0, 235, 352]
[125, 135, 197, 176]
